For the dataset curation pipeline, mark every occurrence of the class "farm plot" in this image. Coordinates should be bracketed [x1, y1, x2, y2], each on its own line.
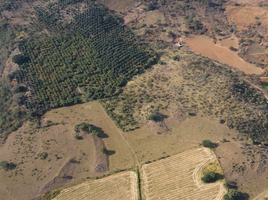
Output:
[141, 148, 226, 200]
[54, 171, 138, 200]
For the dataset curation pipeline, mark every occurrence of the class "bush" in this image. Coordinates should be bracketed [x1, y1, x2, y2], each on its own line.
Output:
[41, 190, 61, 200]
[229, 46, 238, 51]
[91, 129, 99, 137]
[0, 160, 16, 171]
[12, 54, 28, 65]
[202, 140, 214, 148]
[223, 189, 249, 200]
[201, 171, 223, 183]
[168, 31, 176, 38]
[147, 110, 158, 121]
[74, 122, 93, 133]
[99, 147, 107, 154]
[171, 55, 180, 61]
[38, 152, 48, 160]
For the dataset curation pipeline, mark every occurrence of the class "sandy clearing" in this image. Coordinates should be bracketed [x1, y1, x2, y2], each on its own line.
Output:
[183, 35, 264, 75]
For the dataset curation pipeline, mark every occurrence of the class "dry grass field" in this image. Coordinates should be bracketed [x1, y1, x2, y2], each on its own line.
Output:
[125, 116, 238, 165]
[0, 101, 135, 200]
[53, 171, 138, 200]
[141, 148, 226, 200]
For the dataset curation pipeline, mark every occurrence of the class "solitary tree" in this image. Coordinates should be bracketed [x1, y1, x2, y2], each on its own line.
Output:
[0, 161, 16, 171]
[202, 140, 214, 148]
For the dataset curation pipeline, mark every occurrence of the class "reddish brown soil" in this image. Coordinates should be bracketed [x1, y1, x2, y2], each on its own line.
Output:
[183, 35, 264, 75]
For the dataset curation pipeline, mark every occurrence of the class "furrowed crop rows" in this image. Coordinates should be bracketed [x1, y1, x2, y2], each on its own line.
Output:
[54, 171, 138, 200]
[141, 148, 226, 200]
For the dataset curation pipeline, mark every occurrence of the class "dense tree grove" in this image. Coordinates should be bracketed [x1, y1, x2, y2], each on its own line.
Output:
[18, 5, 157, 115]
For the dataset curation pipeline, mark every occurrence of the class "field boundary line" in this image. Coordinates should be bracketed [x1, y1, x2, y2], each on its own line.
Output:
[97, 101, 140, 167]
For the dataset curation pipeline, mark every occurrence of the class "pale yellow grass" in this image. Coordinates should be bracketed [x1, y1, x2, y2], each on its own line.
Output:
[141, 148, 226, 200]
[53, 171, 138, 200]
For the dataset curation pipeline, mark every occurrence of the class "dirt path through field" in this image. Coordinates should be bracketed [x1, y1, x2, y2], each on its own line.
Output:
[253, 189, 268, 200]
[242, 78, 268, 101]
[184, 35, 264, 75]
[98, 101, 140, 167]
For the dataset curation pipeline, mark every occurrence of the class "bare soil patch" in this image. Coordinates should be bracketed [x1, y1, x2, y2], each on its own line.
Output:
[184, 35, 264, 75]
[92, 136, 108, 173]
[220, 34, 239, 49]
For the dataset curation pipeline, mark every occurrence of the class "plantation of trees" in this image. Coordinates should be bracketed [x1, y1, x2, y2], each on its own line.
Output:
[18, 5, 156, 115]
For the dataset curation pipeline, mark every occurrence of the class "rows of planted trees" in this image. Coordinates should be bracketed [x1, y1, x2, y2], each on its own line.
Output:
[16, 4, 156, 115]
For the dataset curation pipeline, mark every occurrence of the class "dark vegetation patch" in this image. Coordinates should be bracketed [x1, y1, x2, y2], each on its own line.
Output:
[0, 3, 157, 142]
[0, 160, 16, 171]
[0, 22, 14, 73]
[201, 171, 223, 183]
[19, 5, 156, 114]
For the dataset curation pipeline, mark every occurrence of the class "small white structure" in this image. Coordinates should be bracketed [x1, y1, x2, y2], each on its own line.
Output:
[176, 42, 182, 47]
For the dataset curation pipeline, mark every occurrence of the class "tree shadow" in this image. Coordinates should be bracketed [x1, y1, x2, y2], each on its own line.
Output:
[8, 162, 17, 170]
[63, 175, 73, 179]
[92, 126, 109, 138]
[77, 136, 83, 140]
[226, 181, 238, 189]
[212, 143, 219, 148]
[154, 113, 169, 122]
[189, 112, 196, 116]
[106, 150, 116, 156]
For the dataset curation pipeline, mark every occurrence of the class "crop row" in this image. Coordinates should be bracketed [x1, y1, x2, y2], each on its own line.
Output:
[54, 171, 138, 200]
[142, 148, 225, 200]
